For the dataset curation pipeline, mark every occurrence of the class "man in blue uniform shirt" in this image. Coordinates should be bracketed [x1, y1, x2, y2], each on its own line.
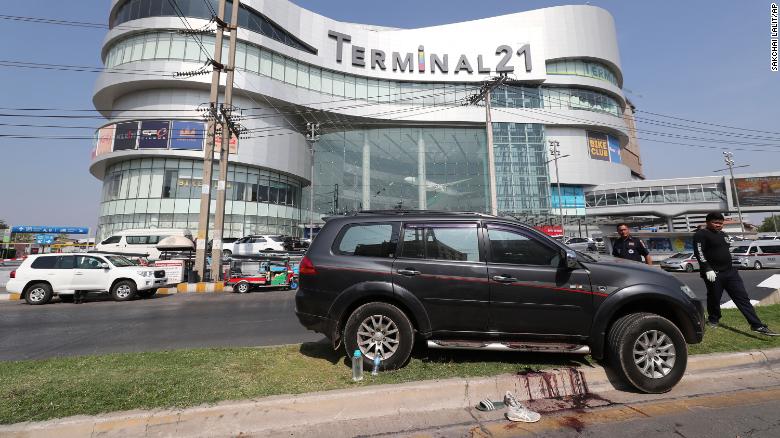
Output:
[612, 223, 653, 265]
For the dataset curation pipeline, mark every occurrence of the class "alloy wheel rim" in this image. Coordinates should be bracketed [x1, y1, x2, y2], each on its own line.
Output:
[29, 288, 46, 302]
[633, 329, 676, 378]
[116, 285, 131, 299]
[357, 314, 400, 361]
[238, 283, 248, 293]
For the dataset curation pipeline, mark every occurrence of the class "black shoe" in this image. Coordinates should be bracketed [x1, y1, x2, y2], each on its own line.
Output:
[752, 326, 780, 336]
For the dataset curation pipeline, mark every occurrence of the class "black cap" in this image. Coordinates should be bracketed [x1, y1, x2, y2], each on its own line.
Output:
[705, 212, 725, 222]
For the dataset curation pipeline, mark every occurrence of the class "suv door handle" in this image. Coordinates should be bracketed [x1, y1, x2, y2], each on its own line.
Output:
[397, 269, 421, 276]
[492, 275, 518, 283]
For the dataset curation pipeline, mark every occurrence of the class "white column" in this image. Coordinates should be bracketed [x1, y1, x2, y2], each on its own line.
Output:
[417, 129, 427, 210]
[362, 132, 371, 210]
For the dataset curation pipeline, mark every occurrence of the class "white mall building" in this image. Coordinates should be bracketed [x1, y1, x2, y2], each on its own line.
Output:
[90, 0, 644, 239]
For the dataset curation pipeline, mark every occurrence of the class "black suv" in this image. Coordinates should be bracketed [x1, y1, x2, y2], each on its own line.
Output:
[295, 211, 704, 393]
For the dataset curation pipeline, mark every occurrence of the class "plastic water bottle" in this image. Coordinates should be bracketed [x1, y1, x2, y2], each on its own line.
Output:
[351, 350, 363, 381]
[371, 354, 381, 376]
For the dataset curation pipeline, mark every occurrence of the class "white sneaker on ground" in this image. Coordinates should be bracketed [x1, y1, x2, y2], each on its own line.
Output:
[503, 391, 541, 423]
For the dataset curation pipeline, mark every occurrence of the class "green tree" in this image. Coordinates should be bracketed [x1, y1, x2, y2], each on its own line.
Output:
[757, 215, 780, 233]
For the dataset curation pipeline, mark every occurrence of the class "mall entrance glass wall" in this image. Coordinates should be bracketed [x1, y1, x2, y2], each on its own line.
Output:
[97, 158, 303, 239]
[314, 128, 491, 214]
[493, 123, 551, 215]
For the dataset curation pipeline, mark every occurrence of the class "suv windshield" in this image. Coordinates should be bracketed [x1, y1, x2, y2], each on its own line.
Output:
[731, 246, 750, 253]
[106, 255, 137, 267]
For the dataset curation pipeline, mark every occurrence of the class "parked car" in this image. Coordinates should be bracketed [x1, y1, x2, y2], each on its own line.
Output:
[731, 240, 780, 270]
[229, 235, 288, 256]
[295, 211, 704, 394]
[282, 236, 309, 251]
[6, 253, 168, 305]
[95, 228, 192, 260]
[565, 237, 597, 252]
[208, 237, 240, 258]
[660, 252, 699, 272]
[593, 236, 606, 253]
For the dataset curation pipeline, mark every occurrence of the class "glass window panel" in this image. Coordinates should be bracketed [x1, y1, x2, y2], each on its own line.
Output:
[130, 37, 144, 62]
[309, 67, 321, 91]
[355, 77, 367, 99]
[246, 45, 260, 73]
[184, 37, 202, 61]
[284, 58, 297, 84]
[424, 227, 479, 261]
[156, 33, 171, 59]
[343, 74, 355, 98]
[332, 72, 345, 96]
[142, 33, 157, 59]
[337, 224, 394, 257]
[367, 79, 379, 102]
[235, 43, 247, 70]
[271, 53, 285, 81]
[488, 228, 558, 266]
[170, 34, 186, 59]
[296, 62, 309, 88]
[321, 70, 333, 94]
[120, 39, 132, 64]
[259, 48, 272, 76]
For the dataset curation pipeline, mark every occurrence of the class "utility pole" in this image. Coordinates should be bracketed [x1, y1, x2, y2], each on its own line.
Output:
[333, 183, 339, 214]
[714, 151, 748, 235]
[306, 123, 320, 241]
[548, 140, 569, 235]
[465, 75, 509, 216]
[194, 0, 227, 282]
[211, 0, 241, 281]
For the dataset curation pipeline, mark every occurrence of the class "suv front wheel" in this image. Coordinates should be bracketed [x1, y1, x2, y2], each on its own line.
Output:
[111, 280, 137, 301]
[343, 302, 414, 370]
[25, 283, 53, 305]
[608, 312, 688, 394]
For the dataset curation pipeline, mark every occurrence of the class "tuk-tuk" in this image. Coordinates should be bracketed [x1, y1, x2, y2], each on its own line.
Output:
[226, 255, 299, 293]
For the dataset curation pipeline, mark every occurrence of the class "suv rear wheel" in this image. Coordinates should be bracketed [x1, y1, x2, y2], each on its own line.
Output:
[25, 283, 53, 305]
[608, 312, 687, 393]
[343, 302, 414, 370]
[110, 280, 137, 301]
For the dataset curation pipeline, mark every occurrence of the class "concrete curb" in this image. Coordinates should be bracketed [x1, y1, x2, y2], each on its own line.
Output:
[0, 292, 20, 301]
[157, 282, 228, 295]
[2, 348, 779, 437]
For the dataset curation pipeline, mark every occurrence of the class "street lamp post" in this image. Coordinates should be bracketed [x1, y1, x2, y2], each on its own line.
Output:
[714, 151, 748, 235]
[306, 123, 320, 241]
[549, 140, 567, 235]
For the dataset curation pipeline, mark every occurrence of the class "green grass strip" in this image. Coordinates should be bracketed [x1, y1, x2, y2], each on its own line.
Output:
[2, 305, 780, 424]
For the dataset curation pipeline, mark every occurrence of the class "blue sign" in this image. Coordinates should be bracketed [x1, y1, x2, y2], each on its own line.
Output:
[170, 121, 205, 150]
[34, 234, 55, 245]
[11, 226, 89, 234]
[607, 135, 622, 164]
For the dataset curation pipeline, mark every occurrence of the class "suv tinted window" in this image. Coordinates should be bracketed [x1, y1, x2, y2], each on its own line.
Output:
[337, 223, 394, 257]
[101, 236, 121, 244]
[54, 256, 76, 269]
[488, 228, 559, 266]
[126, 236, 147, 244]
[30, 256, 58, 269]
[76, 256, 104, 269]
[401, 225, 480, 262]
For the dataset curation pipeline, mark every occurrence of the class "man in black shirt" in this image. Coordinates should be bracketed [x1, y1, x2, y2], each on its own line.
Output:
[693, 212, 777, 335]
[612, 223, 653, 265]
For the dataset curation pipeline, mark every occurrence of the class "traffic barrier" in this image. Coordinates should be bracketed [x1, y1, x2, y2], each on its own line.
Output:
[156, 282, 227, 295]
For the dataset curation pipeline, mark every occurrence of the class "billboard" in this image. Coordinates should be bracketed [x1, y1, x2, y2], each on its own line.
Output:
[733, 176, 780, 207]
[96, 125, 115, 157]
[587, 132, 610, 161]
[114, 121, 139, 150]
[607, 135, 622, 164]
[170, 121, 204, 150]
[534, 225, 563, 237]
[206, 122, 239, 155]
[138, 120, 170, 149]
[11, 226, 90, 234]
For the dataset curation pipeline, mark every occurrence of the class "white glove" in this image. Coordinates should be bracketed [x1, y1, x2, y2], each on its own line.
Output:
[705, 270, 717, 282]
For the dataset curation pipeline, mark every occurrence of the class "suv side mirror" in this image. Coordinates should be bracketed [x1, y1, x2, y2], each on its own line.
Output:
[100, 262, 110, 269]
[563, 249, 578, 269]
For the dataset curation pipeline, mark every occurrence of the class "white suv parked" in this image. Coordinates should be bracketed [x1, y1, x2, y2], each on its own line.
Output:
[6, 253, 168, 305]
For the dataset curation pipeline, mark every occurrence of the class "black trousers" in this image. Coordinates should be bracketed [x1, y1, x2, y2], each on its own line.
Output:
[704, 268, 764, 329]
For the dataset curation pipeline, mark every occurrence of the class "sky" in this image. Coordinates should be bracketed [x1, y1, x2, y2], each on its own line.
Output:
[0, 0, 778, 232]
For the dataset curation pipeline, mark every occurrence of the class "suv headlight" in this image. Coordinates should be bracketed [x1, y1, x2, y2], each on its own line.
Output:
[680, 285, 696, 299]
[137, 271, 154, 278]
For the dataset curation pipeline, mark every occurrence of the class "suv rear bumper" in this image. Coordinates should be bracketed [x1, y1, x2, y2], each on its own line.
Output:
[295, 310, 334, 337]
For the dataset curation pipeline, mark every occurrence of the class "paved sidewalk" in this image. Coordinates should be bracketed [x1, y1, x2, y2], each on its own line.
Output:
[2, 348, 779, 437]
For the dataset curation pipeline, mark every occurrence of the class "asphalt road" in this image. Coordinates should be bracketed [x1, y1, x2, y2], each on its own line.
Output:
[1, 269, 778, 362]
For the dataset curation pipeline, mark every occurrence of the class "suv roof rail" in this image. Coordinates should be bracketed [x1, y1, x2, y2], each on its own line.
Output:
[349, 210, 500, 218]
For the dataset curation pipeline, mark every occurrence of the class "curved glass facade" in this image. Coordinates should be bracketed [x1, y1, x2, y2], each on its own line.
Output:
[546, 59, 619, 86]
[97, 157, 303, 239]
[110, 0, 316, 53]
[105, 31, 623, 116]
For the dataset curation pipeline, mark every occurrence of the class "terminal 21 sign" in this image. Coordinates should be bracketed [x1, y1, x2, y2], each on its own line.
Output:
[328, 30, 533, 75]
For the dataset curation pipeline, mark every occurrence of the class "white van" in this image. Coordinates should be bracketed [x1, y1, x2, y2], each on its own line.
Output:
[95, 229, 192, 260]
[730, 240, 780, 270]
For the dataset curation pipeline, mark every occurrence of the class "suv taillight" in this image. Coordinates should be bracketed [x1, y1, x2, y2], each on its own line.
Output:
[299, 256, 317, 276]
[9, 270, 15, 279]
